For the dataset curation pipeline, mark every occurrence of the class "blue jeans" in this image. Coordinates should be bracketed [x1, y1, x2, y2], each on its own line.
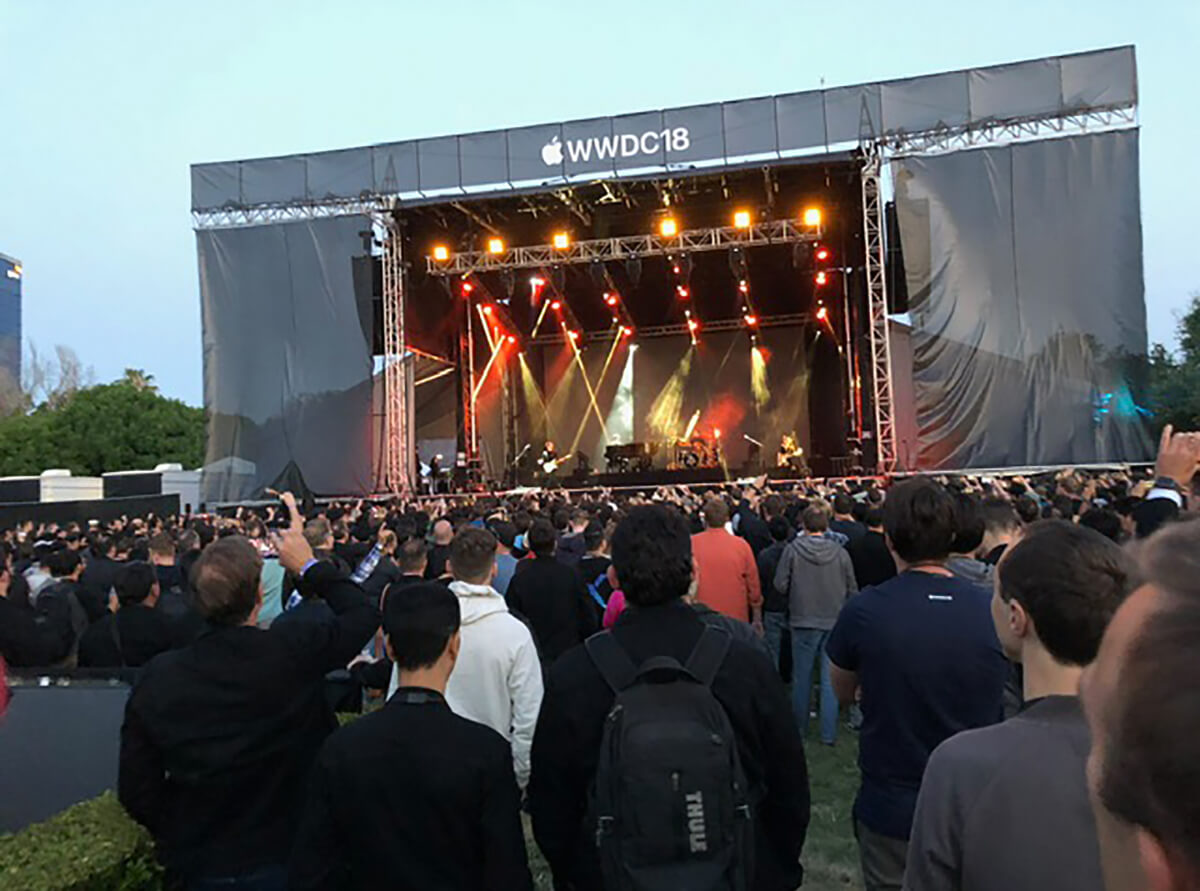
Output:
[791, 627, 838, 744]
[763, 611, 788, 679]
[187, 865, 288, 891]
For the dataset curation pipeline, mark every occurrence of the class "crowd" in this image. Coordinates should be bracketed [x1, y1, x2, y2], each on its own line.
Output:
[1, 426, 1199, 891]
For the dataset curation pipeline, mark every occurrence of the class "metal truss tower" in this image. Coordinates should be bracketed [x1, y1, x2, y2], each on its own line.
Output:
[380, 218, 415, 494]
[860, 150, 897, 473]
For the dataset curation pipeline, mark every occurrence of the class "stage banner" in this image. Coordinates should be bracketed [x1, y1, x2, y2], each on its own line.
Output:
[197, 216, 375, 501]
[893, 129, 1152, 469]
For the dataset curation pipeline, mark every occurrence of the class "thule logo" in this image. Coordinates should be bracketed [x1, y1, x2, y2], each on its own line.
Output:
[541, 127, 691, 166]
[685, 791, 708, 853]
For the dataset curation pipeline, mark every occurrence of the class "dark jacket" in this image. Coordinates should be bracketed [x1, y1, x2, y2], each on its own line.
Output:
[118, 562, 379, 879]
[529, 600, 810, 891]
[691, 601, 771, 658]
[290, 688, 533, 891]
[425, 544, 451, 580]
[756, 540, 790, 614]
[556, 533, 587, 567]
[361, 555, 402, 602]
[32, 580, 89, 667]
[736, 503, 772, 555]
[506, 556, 597, 665]
[80, 556, 122, 621]
[78, 604, 178, 669]
[846, 530, 897, 589]
[0, 596, 73, 668]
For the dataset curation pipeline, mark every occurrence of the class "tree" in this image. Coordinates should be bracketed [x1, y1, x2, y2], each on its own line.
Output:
[121, 368, 157, 393]
[1147, 292, 1200, 433]
[0, 371, 205, 477]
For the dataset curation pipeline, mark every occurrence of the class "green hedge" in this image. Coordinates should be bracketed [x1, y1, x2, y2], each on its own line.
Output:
[0, 793, 162, 891]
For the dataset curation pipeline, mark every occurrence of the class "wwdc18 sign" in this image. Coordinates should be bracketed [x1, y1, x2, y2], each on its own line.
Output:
[541, 127, 691, 166]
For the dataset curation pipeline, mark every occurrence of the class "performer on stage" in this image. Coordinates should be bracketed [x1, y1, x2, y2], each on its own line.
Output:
[538, 441, 560, 480]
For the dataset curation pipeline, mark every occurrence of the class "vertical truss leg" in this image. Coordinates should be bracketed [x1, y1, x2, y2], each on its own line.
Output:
[861, 152, 898, 473]
[381, 220, 413, 494]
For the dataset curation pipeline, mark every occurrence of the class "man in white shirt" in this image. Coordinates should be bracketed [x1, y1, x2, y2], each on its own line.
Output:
[389, 526, 542, 788]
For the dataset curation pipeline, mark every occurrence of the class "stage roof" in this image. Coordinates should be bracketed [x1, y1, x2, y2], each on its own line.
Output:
[191, 46, 1135, 215]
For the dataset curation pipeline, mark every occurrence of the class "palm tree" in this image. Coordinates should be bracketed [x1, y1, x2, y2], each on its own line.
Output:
[122, 368, 157, 392]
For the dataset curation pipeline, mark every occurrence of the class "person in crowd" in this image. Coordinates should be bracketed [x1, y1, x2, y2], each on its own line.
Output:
[425, 518, 454, 580]
[389, 537, 431, 595]
[945, 494, 992, 585]
[734, 490, 773, 555]
[846, 506, 897, 589]
[356, 528, 403, 602]
[775, 505, 858, 743]
[831, 493, 867, 544]
[79, 562, 179, 669]
[390, 527, 542, 789]
[23, 541, 54, 598]
[490, 520, 520, 596]
[827, 478, 1009, 891]
[34, 548, 91, 666]
[1082, 518, 1200, 891]
[692, 497, 763, 630]
[904, 520, 1138, 891]
[303, 517, 349, 575]
[556, 509, 590, 566]
[118, 498, 379, 890]
[0, 552, 73, 668]
[757, 516, 793, 672]
[1079, 506, 1124, 543]
[529, 505, 810, 891]
[506, 519, 596, 666]
[1013, 496, 1041, 526]
[148, 533, 204, 642]
[44, 546, 105, 624]
[290, 582, 533, 891]
[80, 533, 122, 620]
[977, 498, 1021, 565]
[576, 521, 611, 594]
[148, 533, 182, 592]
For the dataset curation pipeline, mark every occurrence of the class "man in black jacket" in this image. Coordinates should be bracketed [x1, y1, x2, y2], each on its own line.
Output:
[291, 581, 533, 891]
[118, 501, 379, 890]
[80, 534, 122, 621]
[529, 505, 810, 891]
[845, 506, 897, 589]
[506, 519, 596, 666]
[0, 554, 73, 668]
[79, 562, 178, 669]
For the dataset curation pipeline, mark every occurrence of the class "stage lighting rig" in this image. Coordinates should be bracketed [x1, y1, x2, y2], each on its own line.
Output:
[552, 232, 570, 250]
[733, 210, 752, 229]
[487, 237, 505, 255]
[659, 216, 679, 238]
[803, 207, 823, 228]
[432, 245, 450, 262]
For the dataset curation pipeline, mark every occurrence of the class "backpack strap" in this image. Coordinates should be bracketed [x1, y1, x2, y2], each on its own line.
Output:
[684, 625, 732, 688]
[585, 631, 638, 693]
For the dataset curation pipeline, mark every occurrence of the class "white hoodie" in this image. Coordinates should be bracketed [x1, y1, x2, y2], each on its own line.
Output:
[388, 580, 543, 788]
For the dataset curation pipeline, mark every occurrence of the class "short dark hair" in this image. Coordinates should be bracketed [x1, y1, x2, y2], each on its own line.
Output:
[883, 478, 957, 563]
[951, 493, 986, 555]
[397, 537, 428, 574]
[490, 520, 517, 549]
[45, 549, 81, 578]
[191, 536, 262, 625]
[833, 493, 854, 516]
[611, 505, 693, 608]
[1014, 496, 1041, 525]
[449, 527, 497, 583]
[528, 519, 557, 557]
[1079, 508, 1123, 543]
[384, 581, 461, 671]
[863, 506, 884, 528]
[802, 505, 829, 534]
[1100, 521, 1200, 876]
[997, 520, 1136, 665]
[762, 494, 785, 520]
[583, 521, 605, 551]
[115, 561, 158, 606]
[981, 498, 1020, 534]
[767, 517, 790, 542]
[701, 498, 729, 529]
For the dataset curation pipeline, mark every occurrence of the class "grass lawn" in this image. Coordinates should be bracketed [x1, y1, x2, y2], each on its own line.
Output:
[525, 732, 863, 891]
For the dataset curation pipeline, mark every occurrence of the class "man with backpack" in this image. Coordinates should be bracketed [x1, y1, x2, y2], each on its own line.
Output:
[529, 504, 810, 891]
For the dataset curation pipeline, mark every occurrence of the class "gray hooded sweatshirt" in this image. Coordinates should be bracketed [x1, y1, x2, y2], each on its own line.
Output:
[773, 534, 858, 630]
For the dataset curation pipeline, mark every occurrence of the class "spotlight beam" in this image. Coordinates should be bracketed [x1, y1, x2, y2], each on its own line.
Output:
[471, 337, 507, 402]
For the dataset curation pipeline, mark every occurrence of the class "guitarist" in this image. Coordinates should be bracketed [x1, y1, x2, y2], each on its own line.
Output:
[538, 441, 561, 484]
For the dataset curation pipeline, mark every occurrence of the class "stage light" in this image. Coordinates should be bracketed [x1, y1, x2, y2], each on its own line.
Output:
[630, 343, 639, 352]
[568, 330, 580, 342]
[482, 305, 494, 315]
[714, 428, 722, 439]
[507, 335, 517, 344]
[733, 210, 752, 229]
[815, 271, 829, 286]
[530, 275, 546, 288]
[551, 300, 562, 311]
[816, 306, 829, 321]
[432, 245, 450, 262]
[553, 232, 570, 250]
[660, 217, 678, 238]
[739, 279, 749, 294]
[622, 326, 634, 337]
[688, 318, 699, 332]
[744, 314, 758, 326]
[816, 246, 831, 262]
[604, 292, 618, 306]
[677, 285, 690, 298]
[487, 237, 505, 255]
[803, 207, 823, 227]
[461, 281, 474, 295]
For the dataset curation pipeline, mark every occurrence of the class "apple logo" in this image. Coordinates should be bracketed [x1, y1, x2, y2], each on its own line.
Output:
[541, 135, 564, 166]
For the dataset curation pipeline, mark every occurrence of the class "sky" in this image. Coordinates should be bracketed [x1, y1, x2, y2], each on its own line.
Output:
[1, 0, 1197, 406]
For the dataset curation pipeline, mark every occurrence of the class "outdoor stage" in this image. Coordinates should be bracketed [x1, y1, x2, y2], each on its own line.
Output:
[192, 46, 1151, 502]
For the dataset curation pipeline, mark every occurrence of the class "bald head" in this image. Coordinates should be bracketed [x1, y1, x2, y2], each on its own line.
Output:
[432, 519, 454, 545]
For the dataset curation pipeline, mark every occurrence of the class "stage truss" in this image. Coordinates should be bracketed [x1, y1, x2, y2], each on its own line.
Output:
[860, 150, 897, 473]
[377, 214, 415, 494]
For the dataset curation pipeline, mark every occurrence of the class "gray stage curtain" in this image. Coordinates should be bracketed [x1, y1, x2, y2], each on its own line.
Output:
[197, 217, 375, 501]
[893, 130, 1152, 469]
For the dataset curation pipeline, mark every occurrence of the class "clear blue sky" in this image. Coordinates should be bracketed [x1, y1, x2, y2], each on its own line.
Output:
[1, 0, 1196, 405]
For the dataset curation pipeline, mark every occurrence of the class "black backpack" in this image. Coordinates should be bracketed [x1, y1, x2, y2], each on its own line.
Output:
[586, 625, 754, 891]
